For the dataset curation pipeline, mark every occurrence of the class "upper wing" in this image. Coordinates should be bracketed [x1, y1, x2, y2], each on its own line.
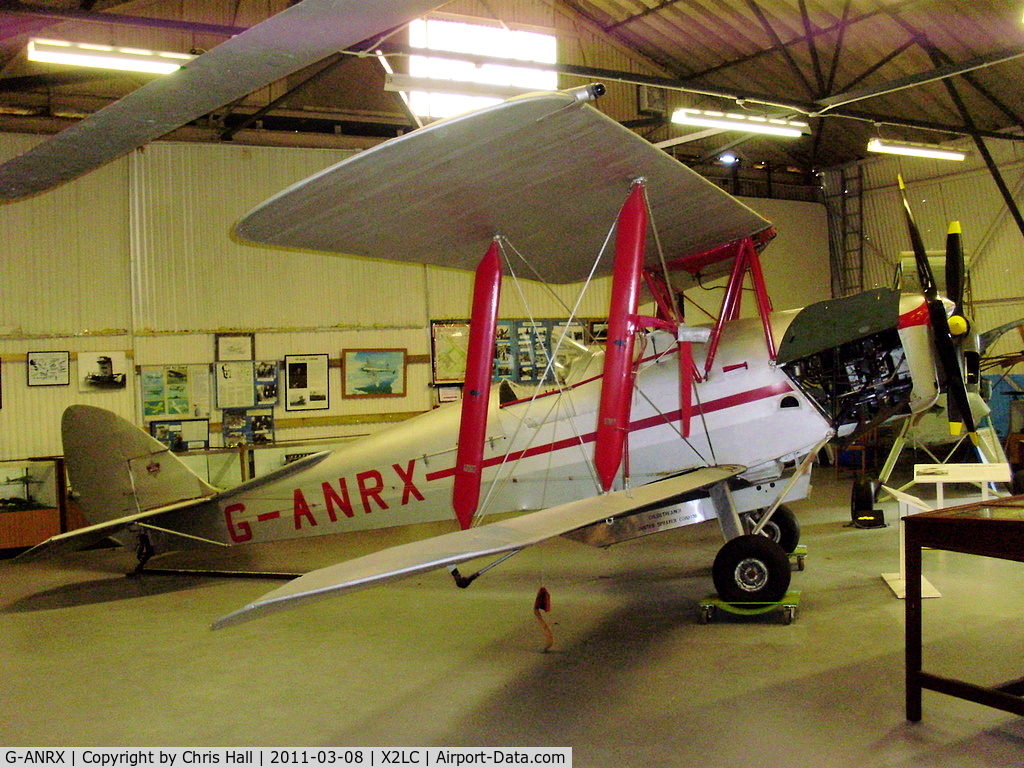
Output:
[234, 90, 771, 284]
[213, 465, 743, 628]
[0, 0, 442, 200]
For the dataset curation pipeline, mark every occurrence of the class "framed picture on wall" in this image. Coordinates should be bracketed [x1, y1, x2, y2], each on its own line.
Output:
[284, 354, 330, 411]
[430, 320, 470, 384]
[215, 332, 255, 362]
[342, 349, 406, 398]
[27, 351, 70, 387]
[78, 351, 128, 392]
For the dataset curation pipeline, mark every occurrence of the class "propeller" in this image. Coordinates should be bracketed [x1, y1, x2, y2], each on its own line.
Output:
[898, 175, 978, 444]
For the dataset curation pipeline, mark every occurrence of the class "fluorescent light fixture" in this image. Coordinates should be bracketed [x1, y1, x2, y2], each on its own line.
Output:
[867, 138, 966, 161]
[407, 17, 557, 119]
[384, 73, 532, 100]
[671, 107, 809, 137]
[27, 38, 194, 75]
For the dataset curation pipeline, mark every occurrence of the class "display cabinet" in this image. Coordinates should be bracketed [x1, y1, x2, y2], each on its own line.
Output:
[0, 456, 72, 549]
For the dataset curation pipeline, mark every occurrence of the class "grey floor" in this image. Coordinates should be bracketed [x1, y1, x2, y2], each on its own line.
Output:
[3, 465, 1024, 766]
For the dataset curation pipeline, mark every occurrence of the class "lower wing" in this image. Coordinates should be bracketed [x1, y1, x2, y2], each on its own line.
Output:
[213, 465, 743, 629]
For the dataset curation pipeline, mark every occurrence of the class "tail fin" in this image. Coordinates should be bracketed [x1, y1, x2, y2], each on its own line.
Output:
[62, 405, 218, 525]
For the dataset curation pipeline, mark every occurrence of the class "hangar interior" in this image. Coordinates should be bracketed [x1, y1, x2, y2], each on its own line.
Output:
[1, 0, 1024, 762]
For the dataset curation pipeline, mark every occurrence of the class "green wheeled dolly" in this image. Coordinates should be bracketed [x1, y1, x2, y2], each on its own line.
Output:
[698, 590, 802, 625]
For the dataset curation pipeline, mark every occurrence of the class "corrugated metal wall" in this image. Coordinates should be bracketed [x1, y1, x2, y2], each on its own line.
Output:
[0, 133, 616, 460]
[823, 139, 1024, 358]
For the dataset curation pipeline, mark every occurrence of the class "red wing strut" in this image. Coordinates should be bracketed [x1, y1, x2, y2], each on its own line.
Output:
[452, 241, 502, 529]
[594, 182, 649, 492]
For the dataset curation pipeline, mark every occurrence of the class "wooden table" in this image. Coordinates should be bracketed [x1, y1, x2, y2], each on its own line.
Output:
[905, 496, 1024, 721]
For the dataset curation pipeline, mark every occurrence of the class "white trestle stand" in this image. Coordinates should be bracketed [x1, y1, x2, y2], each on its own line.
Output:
[881, 463, 1012, 599]
[881, 486, 941, 599]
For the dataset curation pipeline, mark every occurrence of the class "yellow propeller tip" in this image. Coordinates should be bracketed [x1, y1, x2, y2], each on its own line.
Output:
[898, 174, 906, 190]
[949, 422, 964, 437]
[948, 220, 961, 234]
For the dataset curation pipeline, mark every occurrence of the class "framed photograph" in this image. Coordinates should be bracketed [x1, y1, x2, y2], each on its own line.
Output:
[215, 332, 255, 362]
[284, 354, 330, 411]
[27, 351, 70, 387]
[221, 406, 275, 447]
[79, 351, 128, 392]
[343, 349, 407, 398]
[254, 360, 279, 405]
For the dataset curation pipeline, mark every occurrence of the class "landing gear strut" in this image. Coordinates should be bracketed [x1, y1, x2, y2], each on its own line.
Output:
[745, 504, 800, 553]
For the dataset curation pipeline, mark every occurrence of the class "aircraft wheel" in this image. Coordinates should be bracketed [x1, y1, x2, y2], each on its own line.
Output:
[851, 476, 877, 515]
[1012, 469, 1024, 496]
[746, 504, 800, 553]
[712, 534, 791, 605]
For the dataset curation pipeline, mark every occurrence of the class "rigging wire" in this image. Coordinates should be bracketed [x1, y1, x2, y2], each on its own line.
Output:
[473, 221, 619, 521]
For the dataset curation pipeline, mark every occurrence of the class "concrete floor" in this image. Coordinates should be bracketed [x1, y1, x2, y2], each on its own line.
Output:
[2, 466, 1024, 765]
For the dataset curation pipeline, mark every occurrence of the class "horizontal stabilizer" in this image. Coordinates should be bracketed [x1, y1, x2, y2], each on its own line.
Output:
[17, 497, 221, 561]
[213, 465, 743, 629]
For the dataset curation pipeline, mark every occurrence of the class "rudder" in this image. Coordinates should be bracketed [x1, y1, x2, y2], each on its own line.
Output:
[62, 405, 218, 525]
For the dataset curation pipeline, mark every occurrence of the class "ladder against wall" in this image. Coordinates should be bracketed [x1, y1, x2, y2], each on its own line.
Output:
[823, 163, 864, 297]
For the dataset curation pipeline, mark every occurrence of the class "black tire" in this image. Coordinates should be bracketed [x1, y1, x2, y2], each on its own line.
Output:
[1013, 469, 1024, 496]
[712, 534, 791, 605]
[747, 504, 800, 553]
[851, 476, 876, 515]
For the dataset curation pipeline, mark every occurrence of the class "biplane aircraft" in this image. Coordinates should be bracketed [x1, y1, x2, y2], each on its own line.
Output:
[1, 0, 980, 629]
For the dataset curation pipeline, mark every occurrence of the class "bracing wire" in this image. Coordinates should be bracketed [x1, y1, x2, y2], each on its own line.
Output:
[473, 225, 618, 521]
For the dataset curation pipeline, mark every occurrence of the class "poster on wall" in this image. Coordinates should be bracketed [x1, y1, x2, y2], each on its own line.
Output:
[342, 349, 406, 398]
[78, 351, 128, 392]
[431, 318, 598, 386]
[149, 418, 210, 452]
[515, 320, 550, 384]
[255, 361, 279, 405]
[430, 321, 470, 384]
[284, 354, 329, 411]
[26, 351, 70, 387]
[140, 365, 211, 419]
[214, 360, 256, 409]
[222, 406, 275, 446]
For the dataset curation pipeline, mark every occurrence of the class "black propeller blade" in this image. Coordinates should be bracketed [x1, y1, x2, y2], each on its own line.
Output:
[898, 175, 977, 443]
[945, 221, 965, 314]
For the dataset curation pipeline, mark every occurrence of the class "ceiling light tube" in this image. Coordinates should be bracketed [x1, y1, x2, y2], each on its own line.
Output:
[27, 38, 194, 75]
[671, 107, 809, 137]
[867, 138, 966, 161]
[383, 73, 533, 100]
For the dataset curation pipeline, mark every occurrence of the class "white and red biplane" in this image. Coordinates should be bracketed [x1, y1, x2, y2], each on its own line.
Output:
[2, 1, 977, 630]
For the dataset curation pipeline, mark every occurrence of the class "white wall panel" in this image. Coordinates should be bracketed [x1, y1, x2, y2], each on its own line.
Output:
[826, 140, 1024, 358]
[129, 142, 430, 333]
[0, 134, 131, 337]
